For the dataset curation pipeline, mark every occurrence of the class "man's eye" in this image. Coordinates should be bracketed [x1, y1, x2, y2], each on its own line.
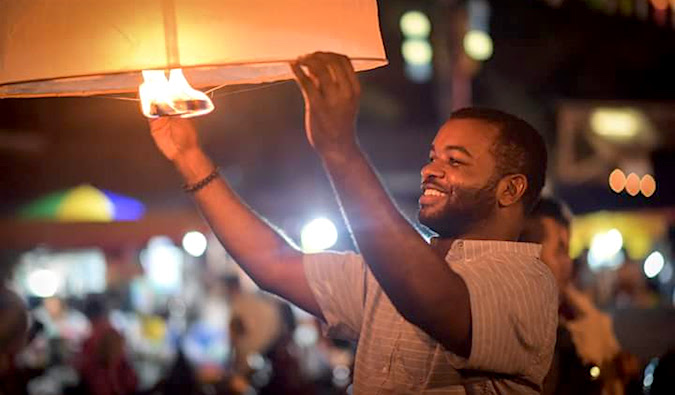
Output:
[449, 157, 462, 166]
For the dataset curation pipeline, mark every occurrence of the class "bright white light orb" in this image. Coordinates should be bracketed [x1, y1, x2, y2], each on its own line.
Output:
[463, 30, 493, 61]
[588, 229, 624, 271]
[644, 251, 665, 279]
[402, 39, 433, 66]
[142, 236, 183, 293]
[301, 218, 338, 252]
[293, 323, 319, 347]
[589, 365, 600, 379]
[182, 231, 208, 257]
[27, 269, 59, 297]
[400, 11, 431, 38]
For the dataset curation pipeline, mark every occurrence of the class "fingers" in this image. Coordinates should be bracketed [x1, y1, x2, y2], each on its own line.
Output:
[296, 52, 360, 98]
[290, 61, 319, 100]
[335, 54, 361, 95]
[298, 54, 336, 94]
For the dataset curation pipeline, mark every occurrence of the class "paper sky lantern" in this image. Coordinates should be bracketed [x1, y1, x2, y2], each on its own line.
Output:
[0, 1, 387, 118]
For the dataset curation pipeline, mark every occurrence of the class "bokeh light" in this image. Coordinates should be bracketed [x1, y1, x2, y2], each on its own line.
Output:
[588, 229, 624, 271]
[401, 39, 433, 65]
[590, 108, 640, 139]
[182, 231, 208, 257]
[644, 251, 665, 278]
[141, 236, 183, 293]
[27, 269, 60, 297]
[463, 30, 493, 61]
[589, 365, 600, 379]
[640, 174, 656, 197]
[625, 172, 640, 196]
[608, 168, 626, 193]
[400, 11, 431, 38]
[301, 218, 338, 252]
[405, 63, 433, 83]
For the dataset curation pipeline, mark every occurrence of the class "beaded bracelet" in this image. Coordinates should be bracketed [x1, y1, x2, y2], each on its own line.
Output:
[183, 167, 220, 193]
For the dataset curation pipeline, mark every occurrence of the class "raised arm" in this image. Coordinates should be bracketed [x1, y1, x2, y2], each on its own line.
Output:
[148, 117, 322, 319]
[291, 53, 472, 357]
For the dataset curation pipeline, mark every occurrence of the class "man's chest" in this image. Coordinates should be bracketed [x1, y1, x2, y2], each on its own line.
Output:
[354, 279, 464, 389]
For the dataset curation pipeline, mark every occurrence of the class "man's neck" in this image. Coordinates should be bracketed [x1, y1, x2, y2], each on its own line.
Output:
[430, 222, 521, 258]
[430, 237, 455, 258]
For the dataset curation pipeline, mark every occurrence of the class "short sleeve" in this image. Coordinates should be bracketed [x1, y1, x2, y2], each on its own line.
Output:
[446, 253, 558, 384]
[303, 251, 366, 341]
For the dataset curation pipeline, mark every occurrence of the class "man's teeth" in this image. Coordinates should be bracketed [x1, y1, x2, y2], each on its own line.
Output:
[424, 189, 446, 197]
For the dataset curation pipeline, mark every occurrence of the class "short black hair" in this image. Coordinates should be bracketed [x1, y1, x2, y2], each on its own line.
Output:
[449, 107, 548, 212]
[520, 197, 572, 243]
[83, 294, 108, 321]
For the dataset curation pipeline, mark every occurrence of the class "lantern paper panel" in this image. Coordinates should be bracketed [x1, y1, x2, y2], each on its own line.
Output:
[0, 0, 387, 98]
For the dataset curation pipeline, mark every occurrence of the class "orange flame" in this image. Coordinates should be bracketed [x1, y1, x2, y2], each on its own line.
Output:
[138, 69, 214, 118]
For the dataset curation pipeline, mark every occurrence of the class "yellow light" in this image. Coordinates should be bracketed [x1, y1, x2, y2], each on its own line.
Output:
[640, 174, 656, 197]
[608, 168, 626, 193]
[400, 11, 431, 38]
[402, 39, 433, 65]
[463, 30, 493, 61]
[625, 173, 640, 196]
[139, 69, 214, 119]
[589, 365, 600, 379]
[590, 108, 641, 139]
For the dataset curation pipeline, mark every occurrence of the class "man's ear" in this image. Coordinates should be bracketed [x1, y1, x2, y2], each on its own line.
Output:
[497, 174, 528, 207]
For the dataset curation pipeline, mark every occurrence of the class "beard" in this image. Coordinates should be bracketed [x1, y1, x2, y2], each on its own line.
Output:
[418, 176, 499, 238]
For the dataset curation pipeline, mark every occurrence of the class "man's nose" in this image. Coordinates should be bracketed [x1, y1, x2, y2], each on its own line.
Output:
[420, 163, 445, 180]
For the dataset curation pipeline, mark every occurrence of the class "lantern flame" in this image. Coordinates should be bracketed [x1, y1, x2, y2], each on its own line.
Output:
[138, 69, 214, 118]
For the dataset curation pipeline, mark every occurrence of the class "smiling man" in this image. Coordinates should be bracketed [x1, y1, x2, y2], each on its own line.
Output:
[147, 52, 557, 394]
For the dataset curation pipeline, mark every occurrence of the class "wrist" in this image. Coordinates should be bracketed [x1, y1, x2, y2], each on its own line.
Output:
[172, 148, 216, 185]
[318, 139, 362, 166]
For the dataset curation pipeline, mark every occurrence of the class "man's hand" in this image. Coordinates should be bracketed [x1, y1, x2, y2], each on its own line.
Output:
[290, 52, 361, 156]
[564, 285, 620, 366]
[148, 117, 200, 162]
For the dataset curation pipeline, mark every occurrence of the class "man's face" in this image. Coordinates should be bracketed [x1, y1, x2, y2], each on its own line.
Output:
[539, 217, 572, 290]
[418, 119, 501, 237]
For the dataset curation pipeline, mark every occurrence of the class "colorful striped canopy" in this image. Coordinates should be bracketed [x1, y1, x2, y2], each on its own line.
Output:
[19, 185, 145, 222]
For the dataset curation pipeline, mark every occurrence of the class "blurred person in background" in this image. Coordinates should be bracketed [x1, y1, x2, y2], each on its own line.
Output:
[614, 259, 660, 309]
[225, 275, 311, 394]
[0, 286, 37, 395]
[146, 52, 557, 393]
[258, 301, 313, 395]
[76, 294, 138, 395]
[521, 197, 640, 395]
[33, 296, 90, 366]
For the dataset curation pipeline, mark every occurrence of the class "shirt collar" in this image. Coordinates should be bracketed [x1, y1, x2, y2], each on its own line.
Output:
[445, 239, 542, 262]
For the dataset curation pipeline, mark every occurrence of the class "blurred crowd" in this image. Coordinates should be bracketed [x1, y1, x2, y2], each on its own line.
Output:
[0, 274, 355, 395]
[1, 199, 674, 395]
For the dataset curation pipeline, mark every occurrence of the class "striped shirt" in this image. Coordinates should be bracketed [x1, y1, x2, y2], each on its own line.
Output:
[303, 239, 558, 394]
